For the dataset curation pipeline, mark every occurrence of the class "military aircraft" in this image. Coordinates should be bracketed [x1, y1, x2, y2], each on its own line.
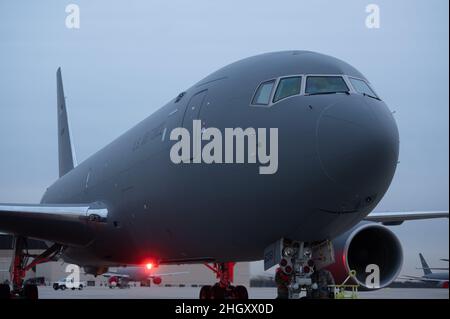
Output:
[0, 51, 448, 299]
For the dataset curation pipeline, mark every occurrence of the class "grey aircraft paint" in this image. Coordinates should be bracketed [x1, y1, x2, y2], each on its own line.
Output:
[56, 68, 76, 178]
[38, 51, 399, 268]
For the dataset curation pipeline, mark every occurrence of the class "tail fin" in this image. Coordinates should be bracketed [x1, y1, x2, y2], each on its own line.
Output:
[419, 253, 432, 275]
[56, 68, 77, 177]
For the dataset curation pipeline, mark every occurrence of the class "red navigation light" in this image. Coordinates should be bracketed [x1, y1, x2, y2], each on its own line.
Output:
[146, 263, 153, 270]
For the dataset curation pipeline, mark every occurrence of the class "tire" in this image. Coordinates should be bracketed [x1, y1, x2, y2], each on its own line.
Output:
[199, 285, 211, 299]
[79, 285, 83, 290]
[0, 284, 10, 299]
[53, 283, 59, 290]
[234, 285, 249, 299]
[23, 284, 38, 300]
[60, 285, 66, 291]
[210, 284, 225, 299]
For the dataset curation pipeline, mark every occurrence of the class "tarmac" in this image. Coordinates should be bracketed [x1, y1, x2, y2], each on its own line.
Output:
[37, 286, 449, 299]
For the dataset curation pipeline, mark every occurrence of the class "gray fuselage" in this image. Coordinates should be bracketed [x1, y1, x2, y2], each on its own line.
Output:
[41, 51, 399, 267]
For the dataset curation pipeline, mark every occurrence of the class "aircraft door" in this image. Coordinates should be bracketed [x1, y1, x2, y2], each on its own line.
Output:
[182, 89, 207, 128]
[181, 89, 208, 161]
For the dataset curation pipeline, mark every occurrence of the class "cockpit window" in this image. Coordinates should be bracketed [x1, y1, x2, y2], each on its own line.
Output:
[252, 80, 275, 105]
[349, 78, 378, 99]
[305, 76, 349, 95]
[273, 76, 302, 102]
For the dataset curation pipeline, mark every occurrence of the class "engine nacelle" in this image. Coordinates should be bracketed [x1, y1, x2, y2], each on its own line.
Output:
[108, 276, 118, 287]
[152, 277, 162, 285]
[83, 266, 109, 276]
[327, 222, 403, 289]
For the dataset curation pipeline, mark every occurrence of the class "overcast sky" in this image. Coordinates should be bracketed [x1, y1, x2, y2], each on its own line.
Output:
[0, 0, 448, 277]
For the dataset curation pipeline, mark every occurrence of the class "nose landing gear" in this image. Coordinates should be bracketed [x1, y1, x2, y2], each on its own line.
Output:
[199, 262, 249, 299]
[267, 238, 335, 299]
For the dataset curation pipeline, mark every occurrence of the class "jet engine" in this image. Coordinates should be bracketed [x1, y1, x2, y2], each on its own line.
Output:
[152, 277, 162, 285]
[327, 222, 403, 289]
[84, 265, 109, 276]
[108, 276, 118, 288]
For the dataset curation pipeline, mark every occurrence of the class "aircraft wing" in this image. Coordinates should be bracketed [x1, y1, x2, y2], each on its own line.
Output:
[400, 275, 447, 283]
[399, 275, 430, 282]
[0, 203, 108, 246]
[102, 272, 130, 279]
[148, 271, 189, 279]
[416, 267, 449, 271]
[364, 210, 449, 225]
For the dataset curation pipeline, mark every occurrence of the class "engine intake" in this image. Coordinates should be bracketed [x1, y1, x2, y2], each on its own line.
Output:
[328, 222, 403, 289]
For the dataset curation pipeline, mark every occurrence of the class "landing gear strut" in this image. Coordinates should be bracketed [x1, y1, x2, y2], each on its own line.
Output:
[278, 240, 315, 299]
[199, 262, 248, 299]
[0, 236, 62, 299]
[268, 238, 335, 299]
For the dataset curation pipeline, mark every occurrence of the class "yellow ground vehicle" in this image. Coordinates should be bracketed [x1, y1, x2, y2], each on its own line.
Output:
[328, 270, 359, 299]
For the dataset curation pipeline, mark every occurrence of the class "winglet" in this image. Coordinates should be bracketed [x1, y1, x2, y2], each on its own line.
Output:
[57, 67, 77, 177]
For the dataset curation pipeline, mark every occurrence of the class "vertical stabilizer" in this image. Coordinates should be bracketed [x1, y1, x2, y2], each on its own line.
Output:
[56, 68, 77, 177]
[419, 253, 432, 275]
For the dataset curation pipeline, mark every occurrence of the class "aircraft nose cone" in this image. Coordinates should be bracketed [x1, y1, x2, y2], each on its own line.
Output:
[316, 98, 399, 197]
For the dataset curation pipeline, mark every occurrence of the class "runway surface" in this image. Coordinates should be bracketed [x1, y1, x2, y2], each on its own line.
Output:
[38, 286, 449, 299]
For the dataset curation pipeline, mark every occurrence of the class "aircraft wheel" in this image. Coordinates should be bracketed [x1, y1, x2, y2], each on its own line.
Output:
[210, 284, 225, 299]
[0, 284, 11, 299]
[234, 285, 248, 299]
[23, 284, 38, 300]
[199, 285, 211, 299]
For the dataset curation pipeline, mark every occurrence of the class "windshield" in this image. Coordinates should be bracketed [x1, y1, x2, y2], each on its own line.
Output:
[252, 80, 275, 105]
[273, 76, 302, 102]
[305, 76, 349, 95]
[349, 78, 378, 98]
